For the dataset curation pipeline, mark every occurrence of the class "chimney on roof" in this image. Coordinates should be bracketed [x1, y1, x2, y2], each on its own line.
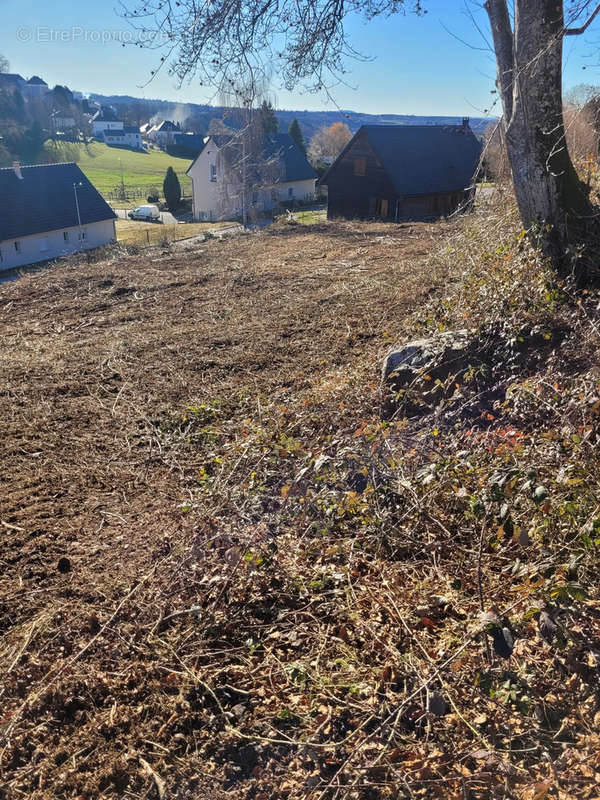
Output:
[13, 160, 23, 180]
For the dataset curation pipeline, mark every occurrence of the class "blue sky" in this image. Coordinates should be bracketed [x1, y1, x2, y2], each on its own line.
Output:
[2, 0, 599, 116]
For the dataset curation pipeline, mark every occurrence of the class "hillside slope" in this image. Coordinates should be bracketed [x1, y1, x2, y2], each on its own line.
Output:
[43, 140, 192, 198]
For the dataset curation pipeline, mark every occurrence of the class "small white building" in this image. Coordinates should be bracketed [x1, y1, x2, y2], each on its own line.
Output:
[187, 132, 317, 221]
[91, 107, 124, 138]
[0, 162, 117, 272]
[102, 127, 144, 149]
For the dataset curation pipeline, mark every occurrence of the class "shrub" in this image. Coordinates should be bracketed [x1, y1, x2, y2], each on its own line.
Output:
[163, 167, 181, 210]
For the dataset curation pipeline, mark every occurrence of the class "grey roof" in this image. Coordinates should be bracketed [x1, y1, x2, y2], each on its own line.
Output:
[323, 124, 482, 196]
[173, 133, 205, 145]
[0, 163, 116, 241]
[0, 73, 25, 85]
[268, 133, 317, 182]
[155, 120, 180, 131]
[92, 107, 120, 122]
[188, 132, 316, 182]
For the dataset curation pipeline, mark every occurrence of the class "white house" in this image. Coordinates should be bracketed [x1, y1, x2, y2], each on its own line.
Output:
[102, 127, 144, 149]
[22, 76, 49, 100]
[147, 120, 182, 147]
[187, 133, 317, 222]
[0, 162, 117, 272]
[51, 111, 77, 132]
[91, 107, 124, 138]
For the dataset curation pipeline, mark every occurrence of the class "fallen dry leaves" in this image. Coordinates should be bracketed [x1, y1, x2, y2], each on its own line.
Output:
[1, 211, 599, 799]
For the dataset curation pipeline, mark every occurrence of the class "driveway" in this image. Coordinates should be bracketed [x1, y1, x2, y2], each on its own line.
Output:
[114, 208, 179, 225]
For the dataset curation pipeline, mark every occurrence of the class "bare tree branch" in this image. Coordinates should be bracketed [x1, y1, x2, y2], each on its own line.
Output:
[564, 2, 600, 34]
[119, 0, 425, 95]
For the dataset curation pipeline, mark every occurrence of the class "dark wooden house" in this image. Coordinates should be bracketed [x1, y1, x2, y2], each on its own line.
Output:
[320, 121, 482, 221]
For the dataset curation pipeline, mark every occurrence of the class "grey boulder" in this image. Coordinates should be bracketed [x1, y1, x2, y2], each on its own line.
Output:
[381, 330, 472, 415]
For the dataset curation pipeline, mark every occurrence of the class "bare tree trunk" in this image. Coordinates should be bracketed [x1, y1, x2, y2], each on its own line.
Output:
[485, 0, 591, 272]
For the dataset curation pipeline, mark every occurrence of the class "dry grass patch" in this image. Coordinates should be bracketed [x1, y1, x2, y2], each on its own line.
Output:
[0, 218, 450, 799]
[115, 218, 236, 246]
[2, 206, 599, 800]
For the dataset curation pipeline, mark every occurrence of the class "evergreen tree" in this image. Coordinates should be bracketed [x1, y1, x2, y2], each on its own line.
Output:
[163, 166, 181, 210]
[288, 118, 306, 154]
[259, 101, 279, 136]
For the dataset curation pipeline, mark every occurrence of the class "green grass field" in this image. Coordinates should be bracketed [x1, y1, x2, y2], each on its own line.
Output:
[293, 208, 327, 224]
[43, 140, 192, 200]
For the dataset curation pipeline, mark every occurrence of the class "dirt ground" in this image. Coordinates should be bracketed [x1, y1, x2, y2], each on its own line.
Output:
[0, 219, 451, 798]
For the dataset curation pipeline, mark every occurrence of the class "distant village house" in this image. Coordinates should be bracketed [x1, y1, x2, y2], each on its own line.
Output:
[102, 127, 143, 149]
[320, 121, 482, 221]
[146, 120, 182, 147]
[91, 107, 124, 137]
[186, 133, 317, 222]
[0, 162, 116, 271]
[22, 76, 49, 100]
[91, 107, 143, 148]
[51, 111, 77, 132]
[0, 73, 26, 93]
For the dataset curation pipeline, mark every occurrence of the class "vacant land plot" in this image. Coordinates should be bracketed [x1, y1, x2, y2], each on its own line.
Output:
[0, 218, 450, 798]
[4, 212, 597, 800]
[43, 140, 192, 198]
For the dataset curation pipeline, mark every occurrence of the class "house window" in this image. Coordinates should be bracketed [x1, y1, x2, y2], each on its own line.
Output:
[14, 241, 21, 252]
[375, 198, 389, 217]
[78, 230, 86, 241]
[288, 187, 294, 198]
[271, 189, 278, 203]
[210, 164, 217, 182]
[63, 231, 69, 242]
[353, 157, 366, 176]
[39, 237, 49, 252]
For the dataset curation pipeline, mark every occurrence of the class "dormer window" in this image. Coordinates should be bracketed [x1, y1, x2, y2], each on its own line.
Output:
[210, 164, 217, 182]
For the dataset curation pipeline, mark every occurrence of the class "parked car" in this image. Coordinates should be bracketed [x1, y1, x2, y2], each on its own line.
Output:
[128, 205, 161, 222]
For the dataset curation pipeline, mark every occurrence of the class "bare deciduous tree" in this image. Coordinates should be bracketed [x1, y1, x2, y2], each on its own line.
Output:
[121, 1, 425, 94]
[484, 1, 600, 278]
[214, 83, 284, 225]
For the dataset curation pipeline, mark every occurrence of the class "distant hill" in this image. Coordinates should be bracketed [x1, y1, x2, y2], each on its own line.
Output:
[90, 93, 494, 141]
[274, 109, 493, 139]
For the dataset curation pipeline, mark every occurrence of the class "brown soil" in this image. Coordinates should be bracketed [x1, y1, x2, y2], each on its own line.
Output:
[0, 220, 450, 799]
